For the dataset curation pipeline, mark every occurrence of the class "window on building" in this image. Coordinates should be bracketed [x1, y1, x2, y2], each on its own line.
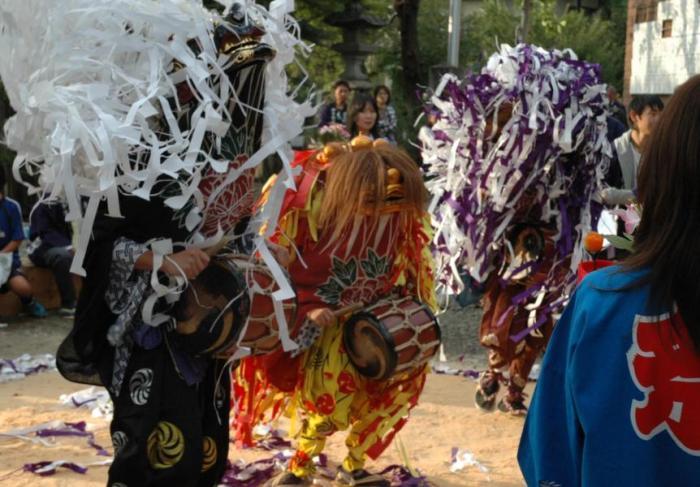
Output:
[635, 2, 658, 23]
[662, 19, 673, 37]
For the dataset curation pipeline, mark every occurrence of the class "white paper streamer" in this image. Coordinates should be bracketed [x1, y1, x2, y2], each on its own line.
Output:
[59, 387, 114, 419]
[1, 1, 319, 342]
[0, 354, 56, 384]
[423, 43, 609, 313]
[0, 0, 315, 280]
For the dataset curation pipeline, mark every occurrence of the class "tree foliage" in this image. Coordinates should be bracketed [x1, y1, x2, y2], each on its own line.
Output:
[461, 0, 625, 89]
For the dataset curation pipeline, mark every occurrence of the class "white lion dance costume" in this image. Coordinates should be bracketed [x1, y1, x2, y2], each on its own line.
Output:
[423, 44, 611, 415]
[0, 1, 313, 485]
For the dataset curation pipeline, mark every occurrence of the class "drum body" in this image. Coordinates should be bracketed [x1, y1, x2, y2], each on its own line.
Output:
[343, 297, 441, 381]
[172, 256, 250, 357]
[234, 257, 297, 355]
[173, 254, 297, 358]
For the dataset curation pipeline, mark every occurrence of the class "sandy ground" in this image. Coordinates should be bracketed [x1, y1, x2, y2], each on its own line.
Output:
[0, 310, 528, 487]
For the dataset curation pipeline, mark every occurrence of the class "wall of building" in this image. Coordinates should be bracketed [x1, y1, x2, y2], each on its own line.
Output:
[628, 0, 700, 95]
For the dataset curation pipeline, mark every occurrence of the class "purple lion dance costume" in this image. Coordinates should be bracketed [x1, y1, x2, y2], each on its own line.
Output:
[423, 44, 611, 415]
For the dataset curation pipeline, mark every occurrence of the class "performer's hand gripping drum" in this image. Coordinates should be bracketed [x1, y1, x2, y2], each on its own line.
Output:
[343, 297, 441, 381]
[172, 253, 297, 358]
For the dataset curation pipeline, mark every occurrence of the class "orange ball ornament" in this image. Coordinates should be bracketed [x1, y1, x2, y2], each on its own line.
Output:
[323, 142, 345, 159]
[584, 231, 604, 254]
[350, 135, 373, 151]
[372, 138, 391, 148]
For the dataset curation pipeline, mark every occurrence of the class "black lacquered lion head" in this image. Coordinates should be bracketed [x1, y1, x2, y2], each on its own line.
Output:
[214, 3, 275, 70]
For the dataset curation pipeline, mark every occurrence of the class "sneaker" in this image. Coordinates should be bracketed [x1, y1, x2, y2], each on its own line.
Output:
[267, 472, 310, 486]
[336, 467, 389, 486]
[26, 300, 48, 318]
[475, 370, 500, 412]
[58, 307, 76, 317]
[497, 391, 528, 417]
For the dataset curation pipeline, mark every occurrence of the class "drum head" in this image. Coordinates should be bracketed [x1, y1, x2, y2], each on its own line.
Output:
[343, 312, 397, 381]
[172, 259, 250, 357]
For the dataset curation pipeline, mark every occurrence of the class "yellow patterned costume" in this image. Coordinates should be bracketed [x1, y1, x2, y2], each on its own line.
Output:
[233, 139, 436, 482]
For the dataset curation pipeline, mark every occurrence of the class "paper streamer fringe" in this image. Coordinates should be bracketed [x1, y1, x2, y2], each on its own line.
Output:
[423, 44, 610, 334]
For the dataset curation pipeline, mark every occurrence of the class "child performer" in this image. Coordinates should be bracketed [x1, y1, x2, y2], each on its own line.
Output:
[234, 137, 437, 486]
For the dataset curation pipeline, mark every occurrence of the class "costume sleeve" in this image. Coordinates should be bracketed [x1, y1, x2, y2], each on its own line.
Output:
[104, 237, 151, 346]
[105, 237, 149, 314]
[518, 290, 584, 486]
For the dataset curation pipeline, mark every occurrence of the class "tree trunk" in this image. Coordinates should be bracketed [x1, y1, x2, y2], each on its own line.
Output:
[520, 0, 532, 43]
[394, 0, 422, 97]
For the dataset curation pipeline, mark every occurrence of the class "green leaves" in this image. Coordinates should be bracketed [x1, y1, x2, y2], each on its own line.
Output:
[315, 252, 391, 304]
[602, 233, 635, 252]
[317, 277, 344, 305]
[332, 256, 358, 286]
[360, 249, 390, 279]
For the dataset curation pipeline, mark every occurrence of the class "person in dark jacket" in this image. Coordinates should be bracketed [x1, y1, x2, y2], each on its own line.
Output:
[318, 80, 351, 128]
[28, 200, 76, 315]
[607, 86, 628, 129]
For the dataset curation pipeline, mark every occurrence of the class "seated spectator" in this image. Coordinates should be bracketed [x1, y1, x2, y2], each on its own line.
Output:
[602, 95, 664, 206]
[28, 199, 76, 316]
[318, 80, 350, 128]
[0, 171, 47, 318]
[374, 84, 397, 143]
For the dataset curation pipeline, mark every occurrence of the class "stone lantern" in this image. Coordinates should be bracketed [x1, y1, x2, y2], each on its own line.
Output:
[325, 1, 387, 92]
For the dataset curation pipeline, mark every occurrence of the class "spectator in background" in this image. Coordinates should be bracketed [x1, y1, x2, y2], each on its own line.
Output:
[347, 93, 379, 139]
[318, 80, 350, 128]
[607, 85, 628, 129]
[603, 115, 627, 192]
[28, 200, 76, 316]
[0, 171, 47, 318]
[374, 84, 397, 143]
[602, 95, 664, 206]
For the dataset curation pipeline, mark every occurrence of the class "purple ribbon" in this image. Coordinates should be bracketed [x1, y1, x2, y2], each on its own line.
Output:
[23, 461, 88, 477]
[35, 421, 109, 457]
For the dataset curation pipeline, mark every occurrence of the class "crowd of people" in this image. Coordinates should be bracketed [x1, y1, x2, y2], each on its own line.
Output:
[0, 3, 698, 485]
[317, 80, 398, 144]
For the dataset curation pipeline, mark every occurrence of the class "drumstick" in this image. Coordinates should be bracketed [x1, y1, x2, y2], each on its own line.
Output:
[332, 302, 364, 317]
[203, 237, 234, 257]
[304, 302, 364, 326]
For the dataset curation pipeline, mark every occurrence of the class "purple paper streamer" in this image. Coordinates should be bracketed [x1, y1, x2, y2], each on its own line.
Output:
[35, 421, 109, 457]
[71, 396, 98, 408]
[379, 464, 429, 487]
[0, 359, 18, 373]
[219, 453, 288, 487]
[23, 461, 88, 477]
[424, 44, 609, 341]
[432, 365, 482, 379]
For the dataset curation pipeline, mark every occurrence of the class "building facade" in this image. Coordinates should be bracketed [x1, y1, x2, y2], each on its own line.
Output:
[624, 0, 700, 100]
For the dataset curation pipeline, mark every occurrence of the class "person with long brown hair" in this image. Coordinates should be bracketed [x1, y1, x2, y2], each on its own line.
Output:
[233, 137, 437, 486]
[519, 75, 700, 486]
[347, 94, 380, 139]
